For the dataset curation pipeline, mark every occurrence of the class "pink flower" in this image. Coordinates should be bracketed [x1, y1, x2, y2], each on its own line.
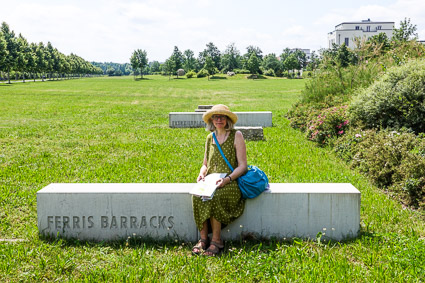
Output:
[338, 130, 344, 135]
[343, 120, 349, 126]
[355, 134, 362, 138]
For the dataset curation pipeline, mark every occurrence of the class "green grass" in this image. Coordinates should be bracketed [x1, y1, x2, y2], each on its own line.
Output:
[1, 75, 424, 281]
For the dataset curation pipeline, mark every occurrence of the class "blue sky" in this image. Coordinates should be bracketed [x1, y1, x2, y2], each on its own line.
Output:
[1, 0, 424, 63]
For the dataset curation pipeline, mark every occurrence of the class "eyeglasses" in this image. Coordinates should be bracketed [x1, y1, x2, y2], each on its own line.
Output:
[212, 115, 227, 121]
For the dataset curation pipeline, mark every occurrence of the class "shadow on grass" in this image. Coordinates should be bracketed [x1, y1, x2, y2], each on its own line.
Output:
[134, 77, 151, 81]
[246, 75, 267, 80]
[210, 76, 227, 80]
[38, 226, 379, 255]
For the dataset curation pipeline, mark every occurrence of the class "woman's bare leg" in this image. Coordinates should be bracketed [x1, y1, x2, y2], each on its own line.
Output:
[200, 221, 208, 240]
[210, 216, 222, 244]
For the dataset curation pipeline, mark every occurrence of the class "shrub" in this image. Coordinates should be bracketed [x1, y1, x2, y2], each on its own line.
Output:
[349, 59, 425, 133]
[335, 129, 425, 208]
[306, 105, 349, 145]
[186, 70, 196, 78]
[196, 69, 209, 78]
[264, 69, 275, 77]
[336, 129, 421, 186]
[234, 69, 250, 74]
[302, 71, 312, 78]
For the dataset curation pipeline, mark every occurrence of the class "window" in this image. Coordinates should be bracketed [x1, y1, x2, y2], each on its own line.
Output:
[366, 26, 371, 32]
[345, 38, 349, 46]
[377, 26, 382, 30]
[355, 26, 360, 30]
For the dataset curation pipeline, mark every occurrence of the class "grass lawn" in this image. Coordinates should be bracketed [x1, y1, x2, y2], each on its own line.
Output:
[0, 75, 424, 281]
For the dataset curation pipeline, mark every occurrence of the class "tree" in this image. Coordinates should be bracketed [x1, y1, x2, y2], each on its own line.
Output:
[221, 43, 241, 72]
[246, 52, 260, 76]
[35, 42, 47, 81]
[243, 45, 263, 71]
[282, 54, 298, 75]
[393, 18, 418, 42]
[164, 58, 175, 80]
[292, 49, 307, 70]
[130, 49, 148, 79]
[183, 49, 197, 72]
[45, 42, 56, 80]
[246, 45, 263, 60]
[170, 46, 184, 77]
[1, 22, 18, 83]
[198, 42, 221, 70]
[0, 32, 7, 76]
[306, 51, 320, 72]
[28, 42, 38, 81]
[150, 61, 161, 73]
[106, 67, 115, 76]
[16, 34, 30, 82]
[262, 53, 282, 76]
[203, 56, 216, 80]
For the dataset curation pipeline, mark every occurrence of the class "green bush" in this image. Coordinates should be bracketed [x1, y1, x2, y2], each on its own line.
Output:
[306, 105, 349, 145]
[264, 69, 275, 77]
[196, 69, 209, 78]
[349, 59, 425, 133]
[234, 69, 250, 74]
[302, 71, 312, 78]
[335, 129, 425, 208]
[186, 70, 196, 78]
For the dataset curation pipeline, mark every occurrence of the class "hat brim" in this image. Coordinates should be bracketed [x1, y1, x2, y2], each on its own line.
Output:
[203, 109, 238, 124]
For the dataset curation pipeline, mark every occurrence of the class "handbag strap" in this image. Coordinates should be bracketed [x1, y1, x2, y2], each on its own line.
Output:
[212, 132, 234, 172]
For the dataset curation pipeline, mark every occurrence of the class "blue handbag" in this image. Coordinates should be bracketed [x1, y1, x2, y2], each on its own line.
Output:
[212, 133, 269, 199]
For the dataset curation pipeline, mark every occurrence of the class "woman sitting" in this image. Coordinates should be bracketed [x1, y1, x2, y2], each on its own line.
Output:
[192, 104, 247, 256]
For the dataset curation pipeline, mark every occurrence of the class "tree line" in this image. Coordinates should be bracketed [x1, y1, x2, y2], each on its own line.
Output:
[130, 43, 320, 79]
[0, 22, 102, 83]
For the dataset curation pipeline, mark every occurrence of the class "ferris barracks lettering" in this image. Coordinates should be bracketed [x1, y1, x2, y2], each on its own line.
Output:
[46, 215, 175, 230]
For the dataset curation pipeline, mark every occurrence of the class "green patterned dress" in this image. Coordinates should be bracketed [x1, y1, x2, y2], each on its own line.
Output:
[192, 129, 245, 231]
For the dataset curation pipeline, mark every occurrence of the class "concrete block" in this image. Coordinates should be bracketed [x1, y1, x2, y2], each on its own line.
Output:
[220, 183, 360, 241]
[235, 126, 263, 141]
[197, 105, 213, 110]
[169, 112, 272, 128]
[37, 183, 360, 242]
[37, 183, 198, 242]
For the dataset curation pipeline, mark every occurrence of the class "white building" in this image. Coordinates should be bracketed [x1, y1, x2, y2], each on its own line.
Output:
[328, 19, 394, 48]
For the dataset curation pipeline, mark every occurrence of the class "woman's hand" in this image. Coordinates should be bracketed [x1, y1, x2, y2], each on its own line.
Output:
[216, 176, 231, 188]
[197, 174, 205, 183]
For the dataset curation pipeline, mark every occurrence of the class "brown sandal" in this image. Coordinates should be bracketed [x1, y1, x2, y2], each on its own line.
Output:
[204, 240, 224, 257]
[192, 238, 209, 255]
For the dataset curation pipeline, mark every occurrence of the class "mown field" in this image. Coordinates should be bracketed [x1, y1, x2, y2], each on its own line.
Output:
[0, 75, 424, 282]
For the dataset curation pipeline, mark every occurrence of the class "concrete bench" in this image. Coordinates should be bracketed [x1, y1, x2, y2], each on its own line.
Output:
[235, 126, 263, 141]
[169, 111, 272, 128]
[37, 183, 360, 242]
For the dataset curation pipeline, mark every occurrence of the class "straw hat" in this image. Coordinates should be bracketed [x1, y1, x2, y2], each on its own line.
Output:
[202, 104, 238, 124]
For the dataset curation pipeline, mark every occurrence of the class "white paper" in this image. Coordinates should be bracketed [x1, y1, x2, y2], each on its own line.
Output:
[190, 173, 227, 199]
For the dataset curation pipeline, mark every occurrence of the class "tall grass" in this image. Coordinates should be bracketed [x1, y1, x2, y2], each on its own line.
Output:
[0, 75, 424, 281]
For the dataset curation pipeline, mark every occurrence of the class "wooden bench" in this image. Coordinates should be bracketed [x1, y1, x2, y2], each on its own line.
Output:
[37, 183, 360, 242]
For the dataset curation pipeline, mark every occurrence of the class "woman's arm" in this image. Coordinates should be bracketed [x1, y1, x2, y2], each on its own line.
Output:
[216, 131, 247, 187]
[197, 139, 208, 182]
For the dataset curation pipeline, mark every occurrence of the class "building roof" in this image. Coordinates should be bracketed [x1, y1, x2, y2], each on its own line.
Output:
[335, 19, 394, 29]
